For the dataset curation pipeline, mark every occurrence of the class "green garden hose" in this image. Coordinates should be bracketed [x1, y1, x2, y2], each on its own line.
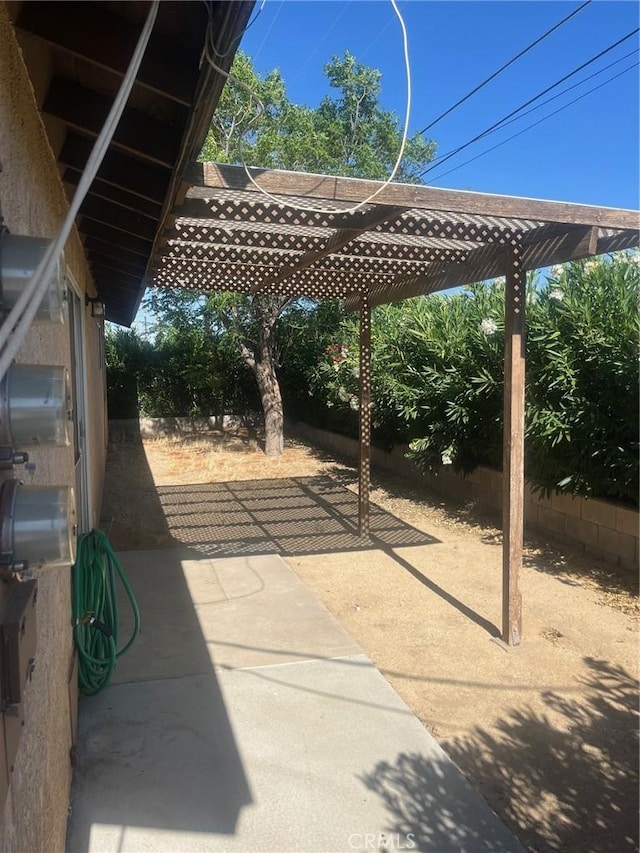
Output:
[72, 529, 140, 695]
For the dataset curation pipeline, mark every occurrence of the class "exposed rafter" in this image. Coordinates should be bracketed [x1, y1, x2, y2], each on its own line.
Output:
[44, 77, 181, 168]
[14, 1, 255, 326]
[16, 1, 199, 105]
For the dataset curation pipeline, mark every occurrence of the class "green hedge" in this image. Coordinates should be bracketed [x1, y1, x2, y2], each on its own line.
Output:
[279, 253, 639, 506]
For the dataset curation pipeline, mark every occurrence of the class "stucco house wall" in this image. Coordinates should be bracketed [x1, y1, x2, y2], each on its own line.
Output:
[0, 6, 107, 850]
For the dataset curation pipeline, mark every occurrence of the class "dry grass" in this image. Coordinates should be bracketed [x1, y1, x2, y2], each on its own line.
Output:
[142, 430, 347, 485]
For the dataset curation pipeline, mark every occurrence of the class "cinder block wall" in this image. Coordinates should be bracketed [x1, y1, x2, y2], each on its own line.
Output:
[295, 423, 638, 573]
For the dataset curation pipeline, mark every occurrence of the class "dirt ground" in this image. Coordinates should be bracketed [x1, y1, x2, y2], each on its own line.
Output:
[102, 427, 639, 853]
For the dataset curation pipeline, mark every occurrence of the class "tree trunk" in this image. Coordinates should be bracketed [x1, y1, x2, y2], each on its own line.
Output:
[239, 295, 287, 457]
[255, 359, 284, 456]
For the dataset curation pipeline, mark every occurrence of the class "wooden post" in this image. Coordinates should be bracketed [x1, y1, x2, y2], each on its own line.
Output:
[502, 245, 525, 646]
[358, 292, 372, 538]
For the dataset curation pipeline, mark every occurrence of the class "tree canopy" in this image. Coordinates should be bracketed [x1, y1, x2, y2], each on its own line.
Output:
[148, 49, 437, 454]
[200, 50, 435, 180]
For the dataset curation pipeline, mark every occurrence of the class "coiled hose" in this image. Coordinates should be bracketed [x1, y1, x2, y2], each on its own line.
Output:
[72, 529, 140, 695]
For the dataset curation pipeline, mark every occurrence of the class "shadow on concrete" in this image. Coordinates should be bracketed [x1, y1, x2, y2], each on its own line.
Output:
[68, 425, 252, 849]
[101, 425, 173, 551]
[360, 750, 521, 853]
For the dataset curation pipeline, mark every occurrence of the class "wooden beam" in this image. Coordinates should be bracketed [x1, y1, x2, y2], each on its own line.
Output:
[163, 241, 437, 276]
[87, 253, 147, 280]
[83, 238, 150, 273]
[343, 242, 506, 310]
[79, 219, 152, 258]
[188, 163, 640, 231]
[16, 1, 199, 106]
[151, 261, 361, 300]
[43, 77, 181, 168]
[165, 223, 470, 264]
[502, 245, 525, 647]
[81, 196, 157, 242]
[90, 263, 142, 286]
[522, 226, 638, 270]
[94, 271, 142, 296]
[60, 133, 170, 204]
[344, 221, 637, 310]
[358, 292, 372, 538]
[154, 256, 392, 295]
[64, 170, 163, 219]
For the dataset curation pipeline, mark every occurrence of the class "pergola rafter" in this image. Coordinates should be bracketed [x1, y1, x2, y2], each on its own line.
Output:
[150, 162, 640, 647]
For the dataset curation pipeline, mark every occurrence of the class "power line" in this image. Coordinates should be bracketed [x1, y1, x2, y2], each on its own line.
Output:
[430, 46, 638, 159]
[251, 0, 285, 66]
[360, 15, 397, 61]
[427, 61, 639, 184]
[418, 0, 592, 136]
[418, 27, 639, 178]
[289, 1, 353, 88]
[482, 47, 638, 135]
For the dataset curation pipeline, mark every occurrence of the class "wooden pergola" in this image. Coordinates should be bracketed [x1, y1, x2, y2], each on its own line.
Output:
[149, 163, 639, 646]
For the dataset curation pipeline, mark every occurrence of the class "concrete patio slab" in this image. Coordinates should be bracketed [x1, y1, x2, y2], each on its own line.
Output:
[67, 550, 523, 853]
[111, 549, 362, 684]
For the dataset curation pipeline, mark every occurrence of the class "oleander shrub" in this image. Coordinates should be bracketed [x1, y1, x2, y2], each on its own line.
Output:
[281, 251, 639, 505]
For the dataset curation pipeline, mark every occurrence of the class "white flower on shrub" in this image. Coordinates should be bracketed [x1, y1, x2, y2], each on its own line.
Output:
[349, 396, 359, 411]
[480, 318, 498, 336]
[352, 366, 360, 379]
[549, 289, 564, 302]
[584, 259, 598, 274]
[441, 453, 453, 465]
[549, 264, 563, 278]
[338, 386, 350, 402]
[326, 400, 334, 408]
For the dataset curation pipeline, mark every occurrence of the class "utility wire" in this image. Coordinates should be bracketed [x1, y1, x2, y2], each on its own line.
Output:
[431, 46, 638, 160]
[428, 61, 639, 184]
[360, 14, 397, 61]
[251, 0, 285, 66]
[203, 0, 267, 60]
[419, 26, 639, 178]
[482, 47, 638, 135]
[418, 0, 593, 135]
[289, 1, 353, 87]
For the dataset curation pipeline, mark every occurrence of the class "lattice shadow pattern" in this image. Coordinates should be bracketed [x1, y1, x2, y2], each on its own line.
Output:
[155, 476, 439, 557]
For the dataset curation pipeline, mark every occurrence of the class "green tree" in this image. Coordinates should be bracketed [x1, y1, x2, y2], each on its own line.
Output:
[105, 327, 149, 419]
[143, 290, 259, 419]
[155, 50, 436, 455]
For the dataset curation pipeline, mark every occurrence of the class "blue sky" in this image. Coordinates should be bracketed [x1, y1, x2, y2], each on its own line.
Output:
[132, 1, 638, 332]
[239, 0, 639, 209]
